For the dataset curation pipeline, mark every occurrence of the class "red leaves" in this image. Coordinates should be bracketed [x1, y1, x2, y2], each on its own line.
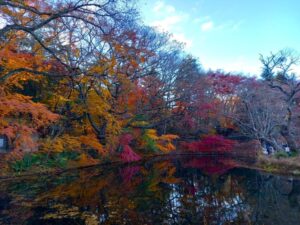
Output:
[119, 133, 134, 146]
[119, 145, 141, 162]
[180, 135, 236, 153]
[208, 72, 245, 95]
[119, 133, 141, 162]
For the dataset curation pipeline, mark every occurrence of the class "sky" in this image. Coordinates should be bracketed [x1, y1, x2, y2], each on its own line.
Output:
[138, 0, 300, 76]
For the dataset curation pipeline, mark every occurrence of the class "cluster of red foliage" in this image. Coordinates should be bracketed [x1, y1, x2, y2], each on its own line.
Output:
[180, 135, 236, 153]
[208, 72, 245, 95]
[119, 133, 133, 146]
[119, 134, 141, 162]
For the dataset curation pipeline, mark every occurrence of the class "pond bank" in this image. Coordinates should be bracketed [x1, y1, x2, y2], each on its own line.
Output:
[252, 155, 300, 176]
[0, 152, 251, 180]
[0, 154, 163, 180]
[2, 152, 300, 180]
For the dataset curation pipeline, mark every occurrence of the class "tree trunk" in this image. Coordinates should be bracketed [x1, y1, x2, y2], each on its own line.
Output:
[260, 138, 282, 152]
[86, 113, 106, 145]
[281, 125, 298, 153]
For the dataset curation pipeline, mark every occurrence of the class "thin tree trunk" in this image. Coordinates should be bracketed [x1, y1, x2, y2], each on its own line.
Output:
[281, 125, 298, 153]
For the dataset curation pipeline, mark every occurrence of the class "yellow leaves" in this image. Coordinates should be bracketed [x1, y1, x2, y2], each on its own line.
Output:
[47, 92, 72, 110]
[160, 134, 179, 141]
[42, 138, 64, 153]
[42, 203, 99, 225]
[80, 76, 90, 84]
[79, 135, 105, 155]
[101, 88, 112, 99]
[87, 90, 110, 116]
[41, 132, 106, 156]
[41, 135, 81, 153]
[156, 134, 179, 153]
[161, 176, 180, 184]
[77, 153, 99, 166]
[153, 161, 171, 170]
[130, 121, 148, 127]
[85, 88, 124, 149]
[157, 142, 176, 153]
[145, 129, 159, 140]
[137, 129, 178, 154]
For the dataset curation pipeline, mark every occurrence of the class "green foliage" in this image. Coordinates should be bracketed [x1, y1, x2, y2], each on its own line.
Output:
[263, 163, 276, 172]
[274, 151, 289, 159]
[11, 151, 80, 172]
[274, 151, 299, 159]
[11, 154, 35, 172]
[121, 127, 133, 134]
[289, 151, 299, 157]
[142, 133, 158, 153]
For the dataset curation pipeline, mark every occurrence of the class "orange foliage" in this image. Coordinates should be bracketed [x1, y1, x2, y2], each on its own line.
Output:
[0, 88, 59, 156]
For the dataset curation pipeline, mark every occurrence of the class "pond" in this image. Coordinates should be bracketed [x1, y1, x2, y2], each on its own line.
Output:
[0, 155, 300, 225]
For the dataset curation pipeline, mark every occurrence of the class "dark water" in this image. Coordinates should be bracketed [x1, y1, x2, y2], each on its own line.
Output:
[0, 155, 300, 225]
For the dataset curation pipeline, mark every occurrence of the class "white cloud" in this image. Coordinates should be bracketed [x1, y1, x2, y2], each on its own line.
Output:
[292, 64, 300, 76]
[171, 33, 193, 49]
[216, 20, 244, 31]
[153, 1, 164, 12]
[203, 56, 260, 75]
[153, 1, 175, 14]
[151, 15, 184, 32]
[201, 21, 214, 31]
[193, 16, 210, 24]
[147, 1, 192, 50]
[165, 5, 176, 13]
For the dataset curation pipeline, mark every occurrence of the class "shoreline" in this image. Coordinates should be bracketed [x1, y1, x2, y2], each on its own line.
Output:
[1, 152, 300, 180]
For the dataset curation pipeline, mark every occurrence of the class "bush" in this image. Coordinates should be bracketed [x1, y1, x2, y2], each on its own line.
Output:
[180, 135, 236, 153]
[11, 151, 80, 172]
[274, 151, 289, 159]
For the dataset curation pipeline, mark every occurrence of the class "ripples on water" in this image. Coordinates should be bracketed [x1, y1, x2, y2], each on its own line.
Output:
[0, 155, 300, 225]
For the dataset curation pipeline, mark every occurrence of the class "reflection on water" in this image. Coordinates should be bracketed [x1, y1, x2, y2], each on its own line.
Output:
[0, 155, 300, 225]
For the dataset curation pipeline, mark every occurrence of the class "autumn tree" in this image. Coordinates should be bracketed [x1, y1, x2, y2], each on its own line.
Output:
[0, 0, 140, 155]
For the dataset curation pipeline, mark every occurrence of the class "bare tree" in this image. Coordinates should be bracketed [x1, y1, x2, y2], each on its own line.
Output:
[260, 49, 300, 152]
[234, 81, 285, 151]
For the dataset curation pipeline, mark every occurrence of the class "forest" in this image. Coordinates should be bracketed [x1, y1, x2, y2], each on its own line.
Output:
[0, 0, 300, 174]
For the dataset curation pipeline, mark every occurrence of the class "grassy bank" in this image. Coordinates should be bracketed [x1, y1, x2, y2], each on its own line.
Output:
[3, 149, 300, 180]
[252, 153, 300, 176]
[0, 152, 173, 180]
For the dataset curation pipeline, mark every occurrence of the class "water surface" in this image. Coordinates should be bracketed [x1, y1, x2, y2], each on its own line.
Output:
[0, 155, 300, 225]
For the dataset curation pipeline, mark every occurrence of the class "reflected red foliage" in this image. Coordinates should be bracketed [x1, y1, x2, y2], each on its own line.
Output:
[183, 157, 236, 175]
[186, 185, 197, 196]
[119, 166, 141, 184]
